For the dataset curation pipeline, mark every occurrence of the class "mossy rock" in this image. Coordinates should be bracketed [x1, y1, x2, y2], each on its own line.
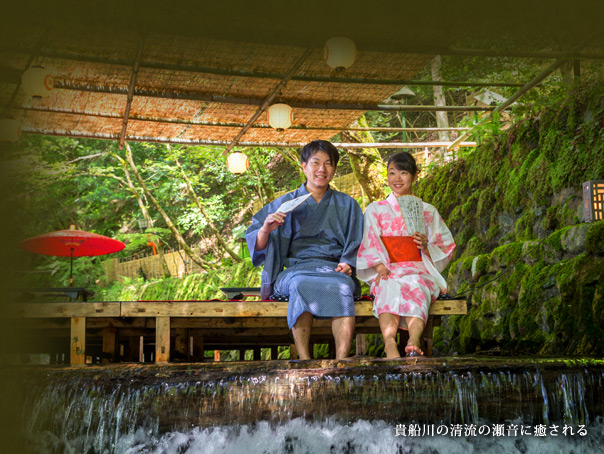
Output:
[585, 220, 604, 256]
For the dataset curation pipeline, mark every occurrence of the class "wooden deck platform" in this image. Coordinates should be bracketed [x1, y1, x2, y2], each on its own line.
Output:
[2, 299, 467, 364]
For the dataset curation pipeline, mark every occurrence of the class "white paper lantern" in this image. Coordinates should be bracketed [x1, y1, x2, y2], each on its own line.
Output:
[21, 66, 53, 98]
[324, 37, 357, 71]
[0, 119, 22, 142]
[226, 152, 249, 174]
[268, 103, 293, 131]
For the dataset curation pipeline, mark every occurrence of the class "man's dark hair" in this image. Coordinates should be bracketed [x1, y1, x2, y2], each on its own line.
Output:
[300, 140, 340, 167]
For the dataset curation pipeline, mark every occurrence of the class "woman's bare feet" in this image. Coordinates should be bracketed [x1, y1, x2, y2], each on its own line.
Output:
[405, 343, 424, 357]
[384, 338, 401, 358]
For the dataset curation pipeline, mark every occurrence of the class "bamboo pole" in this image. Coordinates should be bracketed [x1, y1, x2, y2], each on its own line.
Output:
[119, 35, 145, 150]
[52, 81, 505, 113]
[26, 129, 478, 149]
[13, 106, 470, 131]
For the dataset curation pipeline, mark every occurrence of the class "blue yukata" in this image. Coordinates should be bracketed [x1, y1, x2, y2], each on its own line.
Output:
[246, 183, 364, 329]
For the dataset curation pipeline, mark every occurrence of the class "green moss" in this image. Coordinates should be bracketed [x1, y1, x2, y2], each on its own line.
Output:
[585, 220, 604, 255]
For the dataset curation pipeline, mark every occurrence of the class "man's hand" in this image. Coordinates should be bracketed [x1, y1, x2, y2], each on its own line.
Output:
[261, 211, 286, 234]
[255, 211, 286, 251]
[335, 262, 352, 276]
[374, 263, 391, 286]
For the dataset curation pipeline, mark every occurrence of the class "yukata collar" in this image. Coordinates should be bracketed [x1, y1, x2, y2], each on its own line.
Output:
[300, 182, 333, 197]
[386, 192, 401, 212]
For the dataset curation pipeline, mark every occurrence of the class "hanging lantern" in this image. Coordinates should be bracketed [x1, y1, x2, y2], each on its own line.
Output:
[268, 103, 293, 131]
[324, 37, 357, 71]
[0, 118, 22, 142]
[21, 66, 53, 98]
[226, 152, 249, 174]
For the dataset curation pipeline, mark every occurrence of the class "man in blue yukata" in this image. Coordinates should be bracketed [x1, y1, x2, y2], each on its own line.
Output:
[246, 140, 364, 360]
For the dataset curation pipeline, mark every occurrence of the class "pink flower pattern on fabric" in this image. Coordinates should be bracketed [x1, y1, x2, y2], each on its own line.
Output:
[401, 283, 426, 307]
[357, 198, 455, 328]
[423, 210, 434, 225]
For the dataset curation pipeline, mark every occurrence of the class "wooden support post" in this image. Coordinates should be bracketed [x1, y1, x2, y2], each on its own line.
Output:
[289, 343, 298, 360]
[328, 341, 336, 360]
[155, 316, 170, 363]
[190, 335, 204, 362]
[423, 316, 437, 357]
[355, 334, 367, 356]
[239, 349, 246, 361]
[70, 317, 86, 365]
[271, 346, 278, 360]
[102, 327, 116, 364]
[138, 336, 144, 362]
[174, 328, 188, 361]
[253, 347, 261, 361]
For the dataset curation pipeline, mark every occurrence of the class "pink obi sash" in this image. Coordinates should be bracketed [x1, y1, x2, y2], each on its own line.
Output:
[380, 236, 422, 262]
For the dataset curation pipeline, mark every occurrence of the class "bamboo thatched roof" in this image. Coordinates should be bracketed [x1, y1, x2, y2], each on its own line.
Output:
[1, 1, 603, 150]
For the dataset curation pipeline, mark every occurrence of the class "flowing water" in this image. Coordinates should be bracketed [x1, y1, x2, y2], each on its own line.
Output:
[4, 357, 604, 453]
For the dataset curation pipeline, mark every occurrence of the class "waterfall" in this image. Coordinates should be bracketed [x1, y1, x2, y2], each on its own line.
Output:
[8, 358, 604, 453]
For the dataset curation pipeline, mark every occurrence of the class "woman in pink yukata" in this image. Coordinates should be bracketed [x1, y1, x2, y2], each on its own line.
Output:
[356, 152, 455, 358]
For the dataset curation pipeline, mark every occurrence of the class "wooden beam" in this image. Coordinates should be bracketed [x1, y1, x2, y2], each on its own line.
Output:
[223, 47, 313, 155]
[11, 299, 465, 319]
[7, 49, 543, 86]
[70, 317, 86, 365]
[51, 81, 504, 113]
[119, 35, 145, 150]
[12, 105, 470, 132]
[155, 316, 170, 363]
[118, 299, 466, 318]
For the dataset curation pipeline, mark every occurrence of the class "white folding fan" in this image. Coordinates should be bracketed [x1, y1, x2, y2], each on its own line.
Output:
[396, 195, 426, 236]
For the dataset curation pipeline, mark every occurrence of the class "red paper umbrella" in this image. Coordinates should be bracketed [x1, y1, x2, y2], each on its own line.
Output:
[19, 224, 126, 286]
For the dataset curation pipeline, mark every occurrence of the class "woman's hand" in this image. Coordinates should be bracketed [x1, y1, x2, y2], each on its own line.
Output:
[412, 232, 429, 253]
[374, 263, 391, 286]
[335, 262, 352, 276]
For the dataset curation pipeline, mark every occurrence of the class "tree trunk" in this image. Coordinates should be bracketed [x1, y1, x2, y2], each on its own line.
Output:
[431, 55, 450, 158]
[173, 153, 243, 263]
[124, 143, 209, 270]
[341, 115, 387, 203]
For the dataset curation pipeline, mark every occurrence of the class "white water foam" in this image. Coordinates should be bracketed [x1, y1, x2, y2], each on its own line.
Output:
[27, 416, 603, 454]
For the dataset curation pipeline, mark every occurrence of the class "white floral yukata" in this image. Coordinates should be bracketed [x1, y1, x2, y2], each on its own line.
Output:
[357, 193, 456, 329]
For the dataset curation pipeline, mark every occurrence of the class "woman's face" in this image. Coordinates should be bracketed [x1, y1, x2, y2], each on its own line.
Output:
[302, 150, 336, 193]
[387, 162, 417, 197]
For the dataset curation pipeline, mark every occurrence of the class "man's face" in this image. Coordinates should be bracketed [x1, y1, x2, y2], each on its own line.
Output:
[302, 151, 336, 193]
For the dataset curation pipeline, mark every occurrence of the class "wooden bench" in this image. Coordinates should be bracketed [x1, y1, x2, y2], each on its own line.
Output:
[3, 297, 466, 364]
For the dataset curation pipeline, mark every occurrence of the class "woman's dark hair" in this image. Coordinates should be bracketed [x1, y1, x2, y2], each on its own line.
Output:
[387, 152, 419, 176]
[300, 140, 340, 167]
